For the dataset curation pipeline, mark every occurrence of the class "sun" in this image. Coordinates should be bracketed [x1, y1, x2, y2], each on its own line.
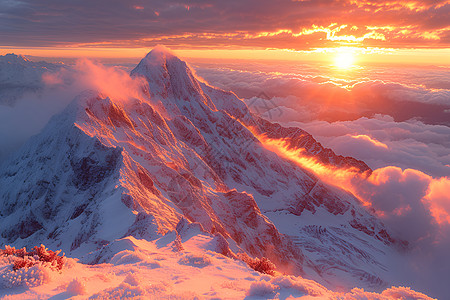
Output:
[334, 48, 356, 69]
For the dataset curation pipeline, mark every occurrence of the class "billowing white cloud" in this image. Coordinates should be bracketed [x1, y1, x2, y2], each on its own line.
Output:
[194, 62, 450, 178]
[290, 115, 450, 178]
[195, 62, 450, 125]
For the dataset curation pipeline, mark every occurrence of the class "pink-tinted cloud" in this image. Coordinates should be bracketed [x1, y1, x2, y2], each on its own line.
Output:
[259, 131, 450, 237]
[44, 59, 147, 101]
[0, 59, 147, 162]
[195, 63, 450, 126]
[361, 167, 444, 238]
[425, 177, 450, 224]
[292, 115, 450, 178]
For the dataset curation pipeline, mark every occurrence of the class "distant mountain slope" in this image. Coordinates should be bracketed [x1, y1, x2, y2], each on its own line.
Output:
[0, 53, 65, 105]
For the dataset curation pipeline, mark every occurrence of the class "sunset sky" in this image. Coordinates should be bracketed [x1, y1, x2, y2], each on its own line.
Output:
[1, 1, 450, 298]
[1, 0, 450, 64]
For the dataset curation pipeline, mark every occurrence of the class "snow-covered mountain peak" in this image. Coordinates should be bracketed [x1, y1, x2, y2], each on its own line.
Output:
[131, 47, 217, 112]
[1, 53, 31, 64]
[142, 45, 177, 65]
[0, 49, 406, 293]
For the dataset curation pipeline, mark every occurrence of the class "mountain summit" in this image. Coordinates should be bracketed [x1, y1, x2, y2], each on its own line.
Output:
[0, 48, 401, 292]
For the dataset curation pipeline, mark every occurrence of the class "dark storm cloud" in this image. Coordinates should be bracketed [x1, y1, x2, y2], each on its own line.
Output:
[1, 0, 450, 49]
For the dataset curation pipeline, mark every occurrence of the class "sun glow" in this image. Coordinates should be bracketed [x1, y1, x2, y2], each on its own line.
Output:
[334, 48, 356, 69]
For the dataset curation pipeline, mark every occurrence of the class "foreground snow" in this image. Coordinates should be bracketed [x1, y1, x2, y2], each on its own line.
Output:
[0, 232, 434, 299]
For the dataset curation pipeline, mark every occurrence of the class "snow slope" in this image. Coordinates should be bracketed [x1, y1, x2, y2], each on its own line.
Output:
[0, 229, 433, 299]
[0, 47, 424, 297]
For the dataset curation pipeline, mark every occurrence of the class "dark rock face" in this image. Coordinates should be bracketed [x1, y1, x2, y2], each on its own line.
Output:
[70, 140, 122, 190]
[2, 213, 43, 240]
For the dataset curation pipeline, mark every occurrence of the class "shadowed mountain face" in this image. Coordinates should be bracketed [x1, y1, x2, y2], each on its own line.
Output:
[0, 47, 401, 291]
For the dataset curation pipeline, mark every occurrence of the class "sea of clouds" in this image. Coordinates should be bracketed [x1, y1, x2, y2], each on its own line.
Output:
[193, 60, 450, 297]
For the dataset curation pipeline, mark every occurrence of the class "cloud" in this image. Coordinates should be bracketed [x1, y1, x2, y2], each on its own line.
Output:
[196, 64, 450, 125]
[363, 167, 440, 238]
[1, 1, 450, 49]
[362, 168, 450, 297]
[254, 130, 450, 296]
[425, 177, 450, 224]
[350, 134, 389, 149]
[208, 59, 450, 297]
[290, 116, 450, 178]
[256, 131, 450, 237]
[279, 117, 450, 244]
[194, 62, 450, 180]
[43, 59, 147, 100]
[0, 59, 146, 163]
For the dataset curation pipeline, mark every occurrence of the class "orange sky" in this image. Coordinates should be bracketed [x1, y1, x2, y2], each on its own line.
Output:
[1, 46, 449, 66]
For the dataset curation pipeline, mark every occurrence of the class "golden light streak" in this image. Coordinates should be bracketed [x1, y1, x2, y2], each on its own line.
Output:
[249, 131, 372, 206]
[351, 135, 388, 149]
[253, 131, 450, 225]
